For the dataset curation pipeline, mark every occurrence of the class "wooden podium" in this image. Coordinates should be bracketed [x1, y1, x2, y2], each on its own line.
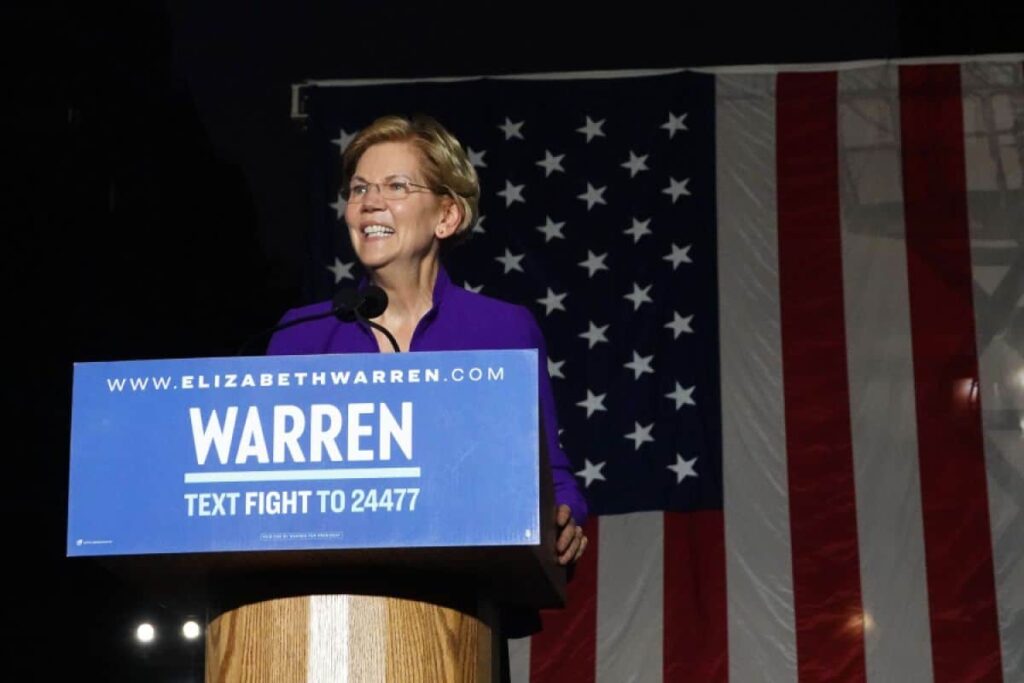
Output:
[206, 594, 495, 682]
[66, 350, 562, 681]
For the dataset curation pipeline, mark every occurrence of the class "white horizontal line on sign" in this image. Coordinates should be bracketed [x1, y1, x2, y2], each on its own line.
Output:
[183, 467, 422, 484]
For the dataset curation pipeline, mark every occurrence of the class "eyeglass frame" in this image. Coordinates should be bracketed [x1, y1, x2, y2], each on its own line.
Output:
[341, 177, 442, 203]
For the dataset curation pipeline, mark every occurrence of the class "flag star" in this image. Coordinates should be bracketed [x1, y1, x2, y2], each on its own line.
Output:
[666, 382, 696, 409]
[576, 459, 607, 488]
[536, 216, 566, 242]
[467, 147, 487, 168]
[668, 454, 698, 483]
[328, 192, 347, 220]
[664, 243, 693, 269]
[621, 150, 649, 177]
[495, 249, 525, 274]
[547, 357, 565, 379]
[624, 283, 653, 310]
[625, 422, 655, 451]
[663, 177, 691, 203]
[661, 112, 689, 138]
[576, 390, 607, 418]
[536, 150, 566, 177]
[326, 257, 355, 284]
[498, 180, 526, 207]
[580, 322, 609, 349]
[463, 282, 483, 293]
[537, 288, 568, 315]
[666, 312, 694, 338]
[576, 115, 607, 142]
[625, 217, 652, 243]
[330, 128, 358, 151]
[578, 182, 607, 211]
[472, 214, 486, 234]
[498, 117, 525, 140]
[624, 351, 655, 380]
[578, 250, 609, 278]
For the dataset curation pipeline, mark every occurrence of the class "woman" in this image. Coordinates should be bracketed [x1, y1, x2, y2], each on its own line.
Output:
[267, 114, 588, 565]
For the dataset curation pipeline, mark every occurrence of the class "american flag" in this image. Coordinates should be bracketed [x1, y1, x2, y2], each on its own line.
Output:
[294, 59, 1023, 682]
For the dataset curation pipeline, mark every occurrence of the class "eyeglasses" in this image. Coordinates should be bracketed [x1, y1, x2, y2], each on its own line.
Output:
[342, 180, 437, 202]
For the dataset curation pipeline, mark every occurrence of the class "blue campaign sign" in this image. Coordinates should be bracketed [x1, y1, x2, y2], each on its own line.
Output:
[67, 350, 540, 557]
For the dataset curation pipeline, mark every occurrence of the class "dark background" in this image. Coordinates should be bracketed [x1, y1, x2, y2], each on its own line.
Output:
[8, 1, 1021, 678]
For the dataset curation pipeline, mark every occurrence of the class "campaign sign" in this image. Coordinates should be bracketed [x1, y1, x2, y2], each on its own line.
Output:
[67, 350, 539, 556]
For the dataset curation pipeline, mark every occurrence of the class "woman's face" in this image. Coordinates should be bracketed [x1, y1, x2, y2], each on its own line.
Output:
[344, 141, 456, 273]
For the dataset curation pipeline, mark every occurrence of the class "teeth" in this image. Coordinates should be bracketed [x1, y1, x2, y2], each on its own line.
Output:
[362, 224, 394, 237]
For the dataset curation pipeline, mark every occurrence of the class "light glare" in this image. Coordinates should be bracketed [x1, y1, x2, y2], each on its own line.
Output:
[136, 623, 155, 643]
[182, 620, 202, 640]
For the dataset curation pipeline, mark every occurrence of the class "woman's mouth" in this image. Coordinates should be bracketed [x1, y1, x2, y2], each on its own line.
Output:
[361, 224, 395, 239]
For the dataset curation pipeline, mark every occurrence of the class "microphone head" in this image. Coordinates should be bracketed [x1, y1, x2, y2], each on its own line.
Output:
[358, 286, 388, 319]
[332, 287, 361, 322]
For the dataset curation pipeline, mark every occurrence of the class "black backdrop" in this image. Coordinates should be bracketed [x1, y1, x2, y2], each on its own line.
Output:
[8, 1, 1021, 678]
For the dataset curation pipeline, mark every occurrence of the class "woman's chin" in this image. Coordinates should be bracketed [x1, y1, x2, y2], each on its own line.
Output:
[353, 241, 397, 269]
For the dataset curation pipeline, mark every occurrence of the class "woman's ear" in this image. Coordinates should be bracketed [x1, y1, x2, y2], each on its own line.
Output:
[435, 196, 463, 240]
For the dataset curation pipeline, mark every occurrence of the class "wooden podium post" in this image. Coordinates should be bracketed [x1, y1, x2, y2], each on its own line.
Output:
[206, 594, 499, 682]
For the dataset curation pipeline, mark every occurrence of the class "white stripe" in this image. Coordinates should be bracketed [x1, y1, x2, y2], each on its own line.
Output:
[716, 72, 798, 683]
[183, 467, 421, 483]
[962, 60, 1024, 683]
[507, 636, 531, 683]
[308, 595, 348, 683]
[838, 64, 935, 683]
[595, 512, 663, 683]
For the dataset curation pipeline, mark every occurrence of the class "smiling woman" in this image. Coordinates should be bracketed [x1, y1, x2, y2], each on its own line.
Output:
[265, 113, 588, 566]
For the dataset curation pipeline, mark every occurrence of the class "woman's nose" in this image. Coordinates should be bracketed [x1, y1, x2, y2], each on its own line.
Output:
[360, 184, 386, 209]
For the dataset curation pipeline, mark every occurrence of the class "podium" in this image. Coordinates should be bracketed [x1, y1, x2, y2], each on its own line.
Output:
[66, 350, 565, 681]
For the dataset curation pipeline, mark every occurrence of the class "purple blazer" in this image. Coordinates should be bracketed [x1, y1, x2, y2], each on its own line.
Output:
[265, 267, 588, 526]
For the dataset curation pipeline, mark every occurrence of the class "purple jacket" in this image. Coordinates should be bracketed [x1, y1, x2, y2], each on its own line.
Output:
[265, 267, 588, 526]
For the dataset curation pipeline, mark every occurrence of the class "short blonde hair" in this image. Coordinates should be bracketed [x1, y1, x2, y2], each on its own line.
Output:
[342, 115, 480, 235]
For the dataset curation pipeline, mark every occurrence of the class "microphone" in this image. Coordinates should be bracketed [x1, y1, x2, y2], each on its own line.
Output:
[236, 285, 400, 355]
[347, 285, 400, 353]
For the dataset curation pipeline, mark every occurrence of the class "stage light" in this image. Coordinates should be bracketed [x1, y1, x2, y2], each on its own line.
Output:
[182, 620, 202, 640]
[136, 623, 156, 644]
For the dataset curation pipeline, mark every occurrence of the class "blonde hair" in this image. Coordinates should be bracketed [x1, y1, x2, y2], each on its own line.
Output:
[342, 115, 480, 236]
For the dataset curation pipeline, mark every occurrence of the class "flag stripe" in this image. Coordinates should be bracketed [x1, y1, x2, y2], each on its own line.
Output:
[596, 512, 663, 683]
[776, 71, 867, 682]
[529, 517, 599, 683]
[664, 510, 728, 681]
[963, 60, 1024, 683]
[838, 65, 935, 683]
[900, 63, 1005, 682]
[509, 632, 531, 683]
[716, 72, 798, 683]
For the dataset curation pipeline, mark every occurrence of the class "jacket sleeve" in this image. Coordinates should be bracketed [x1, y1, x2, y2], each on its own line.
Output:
[519, 306, 589, 526]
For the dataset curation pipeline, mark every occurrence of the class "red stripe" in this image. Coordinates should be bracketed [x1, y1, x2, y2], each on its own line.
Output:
[899, 64, 1003, 682]
[664, 510, 727, 681]
[529, 517, 598, 683]
[776, 71, 867, 682]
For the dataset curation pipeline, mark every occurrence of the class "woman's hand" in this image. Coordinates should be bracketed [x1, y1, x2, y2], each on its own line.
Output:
[555, 504, 588, 565]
